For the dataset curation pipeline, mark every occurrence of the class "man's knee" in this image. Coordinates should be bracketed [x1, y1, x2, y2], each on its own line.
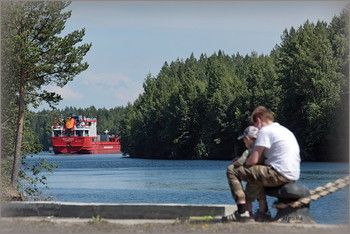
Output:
[226, 164, 234, 176]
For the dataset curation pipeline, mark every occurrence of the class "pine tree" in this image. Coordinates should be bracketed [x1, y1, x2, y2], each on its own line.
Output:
[1, 1, 91, 189]
[276, 20, 346, 160]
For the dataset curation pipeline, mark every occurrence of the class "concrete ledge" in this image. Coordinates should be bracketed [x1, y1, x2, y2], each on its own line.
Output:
[1, 202, 236, 219]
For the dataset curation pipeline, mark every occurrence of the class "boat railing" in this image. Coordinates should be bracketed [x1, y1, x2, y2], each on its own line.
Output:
[51, 116, 98, 137]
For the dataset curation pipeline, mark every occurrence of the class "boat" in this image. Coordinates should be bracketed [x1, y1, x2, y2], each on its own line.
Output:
[51, 115, 121, 154]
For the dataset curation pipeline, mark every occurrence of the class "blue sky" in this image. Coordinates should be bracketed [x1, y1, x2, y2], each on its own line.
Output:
[40, 0, 348, 110]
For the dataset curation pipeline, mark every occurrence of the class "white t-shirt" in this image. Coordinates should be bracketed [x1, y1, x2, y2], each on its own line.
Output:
[255, 122, 300, 181]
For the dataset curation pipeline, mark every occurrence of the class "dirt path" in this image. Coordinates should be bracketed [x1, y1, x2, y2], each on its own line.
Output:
[0, 217, 348, 233]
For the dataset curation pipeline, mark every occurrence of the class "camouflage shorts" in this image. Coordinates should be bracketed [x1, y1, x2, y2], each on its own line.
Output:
[245, 182, 265, 202]
[226, 164, 294, 203]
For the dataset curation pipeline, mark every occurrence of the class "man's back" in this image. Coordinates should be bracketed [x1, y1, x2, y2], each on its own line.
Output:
[255, 122, 300, 180]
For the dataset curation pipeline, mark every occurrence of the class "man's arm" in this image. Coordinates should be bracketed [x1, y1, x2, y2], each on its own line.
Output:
[244, 146, 265, 166]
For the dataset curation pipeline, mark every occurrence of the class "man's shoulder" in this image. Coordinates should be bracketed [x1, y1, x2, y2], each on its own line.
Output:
[260, 122, 277, 132]
[261, 122, 284, 132]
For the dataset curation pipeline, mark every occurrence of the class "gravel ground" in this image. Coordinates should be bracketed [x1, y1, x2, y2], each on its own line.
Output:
[0, 217, 349, 234]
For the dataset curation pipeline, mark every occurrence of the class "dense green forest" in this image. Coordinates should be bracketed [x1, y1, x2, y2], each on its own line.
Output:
[118, 10, 349, 161]
[30, 9, 348, 162]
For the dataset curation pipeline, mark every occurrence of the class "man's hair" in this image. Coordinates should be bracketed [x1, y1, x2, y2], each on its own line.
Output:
[250, 106, 274, 124]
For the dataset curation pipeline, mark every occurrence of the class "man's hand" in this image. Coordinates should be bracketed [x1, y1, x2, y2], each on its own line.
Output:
[232, 157, 243, 167]
[245, 146, 265, 166]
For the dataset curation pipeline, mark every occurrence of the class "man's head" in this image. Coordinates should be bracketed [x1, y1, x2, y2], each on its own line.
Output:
[250, 106, 274, 129]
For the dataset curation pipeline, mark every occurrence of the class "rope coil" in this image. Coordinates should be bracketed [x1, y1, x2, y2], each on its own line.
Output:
[273, 175, 349, 209]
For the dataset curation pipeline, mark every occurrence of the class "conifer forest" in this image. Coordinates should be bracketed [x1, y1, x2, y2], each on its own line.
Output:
[31, 9, 349, 162]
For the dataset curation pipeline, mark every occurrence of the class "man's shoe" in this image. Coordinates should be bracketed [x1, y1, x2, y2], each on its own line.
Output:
[254, 210, 272, 222]
[222, 211, 254, 222]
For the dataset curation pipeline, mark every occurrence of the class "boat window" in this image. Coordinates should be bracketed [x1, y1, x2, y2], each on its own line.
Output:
[54, 130, 62, 137]
[75, 130, 83, 137]
[85, 130, 89, 136]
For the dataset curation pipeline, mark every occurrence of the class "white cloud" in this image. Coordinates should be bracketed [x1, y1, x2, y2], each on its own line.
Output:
[66, 71, 144, 108]
[84, 71, 144, 104]
[38, 71, 144, 110]
[46, 85, 84, 100]
[81, 71, 132, 88]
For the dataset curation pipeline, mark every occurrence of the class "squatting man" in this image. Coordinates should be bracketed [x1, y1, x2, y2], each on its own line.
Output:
[223, 106, 301, 222]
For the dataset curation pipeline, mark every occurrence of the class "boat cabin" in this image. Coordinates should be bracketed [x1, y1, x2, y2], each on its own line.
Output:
[52, 115, 97, 137]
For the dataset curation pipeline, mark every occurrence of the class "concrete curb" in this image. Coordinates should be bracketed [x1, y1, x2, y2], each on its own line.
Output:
[1, 201, 236, 219]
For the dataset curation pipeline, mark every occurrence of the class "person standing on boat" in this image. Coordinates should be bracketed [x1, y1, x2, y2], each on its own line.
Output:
[65, 116, 75, 136]
[223, 106, 300, 222]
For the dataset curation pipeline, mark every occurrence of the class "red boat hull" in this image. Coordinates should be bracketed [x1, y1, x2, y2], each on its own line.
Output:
[51, 136, 121, 154]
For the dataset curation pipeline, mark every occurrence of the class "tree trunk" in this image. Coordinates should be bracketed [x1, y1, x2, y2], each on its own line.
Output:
[11, 71, 26, 189]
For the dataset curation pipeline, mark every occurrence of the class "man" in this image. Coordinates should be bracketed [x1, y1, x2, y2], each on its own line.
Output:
[65, 116, 75, 136]
[223, 106, 300, 222]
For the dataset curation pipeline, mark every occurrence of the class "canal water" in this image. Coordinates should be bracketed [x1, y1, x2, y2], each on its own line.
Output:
[23, 152, 349, 224]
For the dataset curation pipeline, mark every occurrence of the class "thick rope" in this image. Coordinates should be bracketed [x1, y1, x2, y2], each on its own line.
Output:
[273, 175, 349, 209]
